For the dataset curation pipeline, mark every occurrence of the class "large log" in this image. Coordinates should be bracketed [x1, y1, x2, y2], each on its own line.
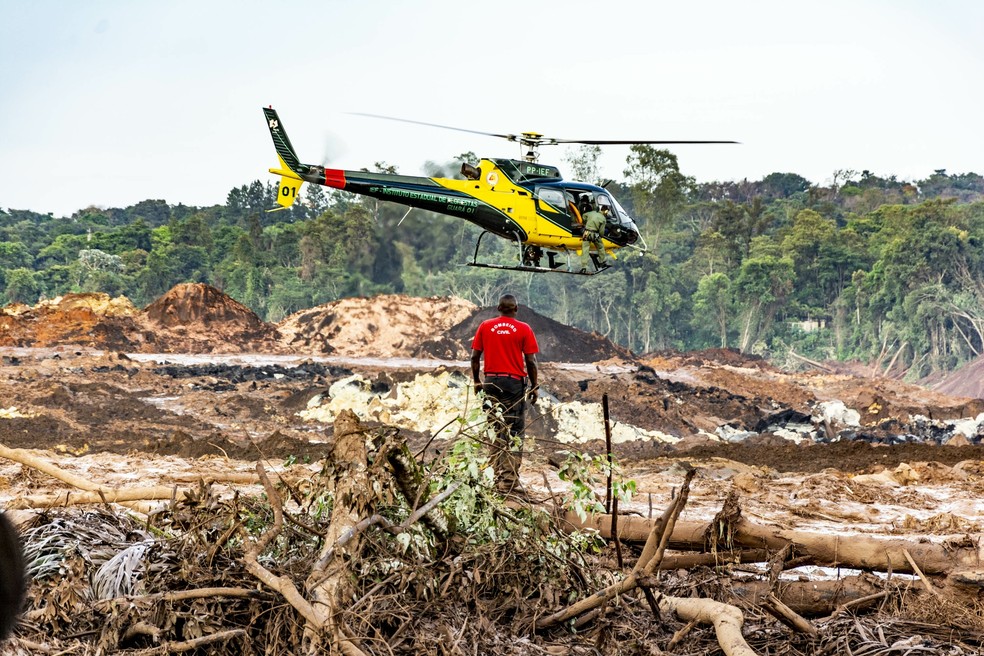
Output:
[567, 513, 984, 577]
[729, 575, 885, 616]
[304, 410, 371, 656]
[0, 443, 156, 514]
[540, 474, 760, 655]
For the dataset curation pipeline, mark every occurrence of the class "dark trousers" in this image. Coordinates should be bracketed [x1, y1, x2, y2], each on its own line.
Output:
[481, 376, 526, 489]
[581, 231, 608, 267]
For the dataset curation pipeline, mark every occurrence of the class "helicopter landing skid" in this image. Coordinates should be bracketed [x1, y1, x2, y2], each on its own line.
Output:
[468, 231, 610, 275]
[466, 262, 609, 275]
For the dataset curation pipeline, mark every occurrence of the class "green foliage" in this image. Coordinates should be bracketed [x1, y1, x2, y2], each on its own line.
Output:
[692, 272, 732, 347]
[556, 451, 636, 523]
[3, 268, 41, 303]
[4, 162, 984, 378]
[0, 241, 34, 270]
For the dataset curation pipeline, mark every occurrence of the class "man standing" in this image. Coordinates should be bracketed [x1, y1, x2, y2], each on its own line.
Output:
[471, 294, 539, 494]
[579, 197, 610, 273]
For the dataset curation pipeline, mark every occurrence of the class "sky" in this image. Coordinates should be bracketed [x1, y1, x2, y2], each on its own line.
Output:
[2, 0, 983, 217]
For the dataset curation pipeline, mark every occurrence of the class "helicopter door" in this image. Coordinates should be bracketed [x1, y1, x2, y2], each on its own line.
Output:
[533, 187, 572, 238]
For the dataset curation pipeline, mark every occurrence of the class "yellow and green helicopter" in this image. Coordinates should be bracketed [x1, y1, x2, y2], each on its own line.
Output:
[264, 107, 734, 274]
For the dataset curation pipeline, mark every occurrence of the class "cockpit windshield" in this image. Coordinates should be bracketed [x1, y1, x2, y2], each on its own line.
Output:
[600, 193, 638, 231]
[612, 198, 636, 229]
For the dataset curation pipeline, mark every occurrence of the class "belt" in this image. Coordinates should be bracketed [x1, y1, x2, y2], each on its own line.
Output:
[485, 373, 526, 380]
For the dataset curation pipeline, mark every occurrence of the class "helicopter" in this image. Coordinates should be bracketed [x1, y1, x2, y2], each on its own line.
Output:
[263, 107, 735, 275]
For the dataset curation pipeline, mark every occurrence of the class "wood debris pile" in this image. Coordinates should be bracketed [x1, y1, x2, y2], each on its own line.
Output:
[2, 414, 984, 655]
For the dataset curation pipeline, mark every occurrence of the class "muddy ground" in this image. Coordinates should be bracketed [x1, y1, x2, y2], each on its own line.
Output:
[2, 285, 984, 516]
[4, 285, 984, 653]
[2, 348, 981, 473]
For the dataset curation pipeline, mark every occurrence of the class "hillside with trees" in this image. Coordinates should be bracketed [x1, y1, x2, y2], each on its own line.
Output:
[3, 149, 984, 380]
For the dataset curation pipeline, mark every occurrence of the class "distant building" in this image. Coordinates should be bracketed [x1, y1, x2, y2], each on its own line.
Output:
[789, 318, 827, 333]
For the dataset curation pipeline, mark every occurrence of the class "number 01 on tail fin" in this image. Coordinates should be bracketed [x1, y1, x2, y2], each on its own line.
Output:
[268, 154, 303, 211]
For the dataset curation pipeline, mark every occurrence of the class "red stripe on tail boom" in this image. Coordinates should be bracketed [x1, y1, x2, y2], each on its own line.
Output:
[325, 169, 346, 189]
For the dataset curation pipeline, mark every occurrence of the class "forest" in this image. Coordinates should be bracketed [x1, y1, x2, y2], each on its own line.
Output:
[2, 145, 984, 380]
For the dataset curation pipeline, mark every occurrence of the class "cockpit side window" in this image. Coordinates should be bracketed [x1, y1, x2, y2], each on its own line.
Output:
[593, 192, 614, 224]
[534, 187, 567, 214]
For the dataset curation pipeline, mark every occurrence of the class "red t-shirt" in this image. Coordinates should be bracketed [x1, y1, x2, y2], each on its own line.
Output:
[472, 316, 539, 379]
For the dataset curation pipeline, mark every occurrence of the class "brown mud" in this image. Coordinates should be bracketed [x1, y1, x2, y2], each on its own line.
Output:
[4, 285, 984, 654]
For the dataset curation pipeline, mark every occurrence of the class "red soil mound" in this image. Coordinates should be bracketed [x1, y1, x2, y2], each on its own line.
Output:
[415, 305, 633, 363]
[277, 295, 476, 357]
[143, 283, 282, 353]
[0, 293, 147, 351]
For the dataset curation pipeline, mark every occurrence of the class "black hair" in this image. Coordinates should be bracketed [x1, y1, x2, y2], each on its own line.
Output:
[497, 294, 518, 313]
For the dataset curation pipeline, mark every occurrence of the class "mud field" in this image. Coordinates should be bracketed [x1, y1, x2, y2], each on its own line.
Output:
[3, 285, 984, 654]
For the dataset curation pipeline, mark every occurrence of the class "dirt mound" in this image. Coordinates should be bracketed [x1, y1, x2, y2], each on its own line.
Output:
[810, 374, 984, 423]
[930, 356, 984, 400]
[0, 293, 147, 351]
[648, 347, 773, 370]
[416, 305, 634, 363]
[0, 285, 284, 354]
[277, 294, 477, 357]
[143, 283, 282, 353]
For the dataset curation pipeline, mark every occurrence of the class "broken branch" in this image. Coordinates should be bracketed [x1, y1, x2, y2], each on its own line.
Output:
[761, 592, 817, 636]
[536, 471, 695, 630]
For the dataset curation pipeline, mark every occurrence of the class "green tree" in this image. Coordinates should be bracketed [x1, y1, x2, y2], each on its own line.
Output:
[623, 145, 694, 250]
[3, 268, 41, 303]
[758, 172, 812, 199]
[781, 209, 836, 309]
[630, 266, 682, 352]
[733, 238, 795, 352]
[36, 233, 87, 266]
[0, 242, 33, 270]
[74, 249, 124, 288]
[692, 273, 732, 347]
[565, 145, 602, 183]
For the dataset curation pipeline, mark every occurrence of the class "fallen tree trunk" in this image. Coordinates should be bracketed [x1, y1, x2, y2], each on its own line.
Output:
[728, 575, 886, 616]
[0, 445, 302, 510]
[657, 549, 770, 569]
[0, 443, 157, 514]
[9, 486, 190, 509]
[566, 513, 984, 577]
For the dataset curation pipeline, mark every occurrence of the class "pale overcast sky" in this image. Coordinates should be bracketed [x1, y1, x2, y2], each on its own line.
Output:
[2, 0, 982, 217]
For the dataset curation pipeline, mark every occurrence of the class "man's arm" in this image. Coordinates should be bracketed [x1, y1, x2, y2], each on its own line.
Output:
[525, 353, 538, 404]
[470, 349, 483, 396]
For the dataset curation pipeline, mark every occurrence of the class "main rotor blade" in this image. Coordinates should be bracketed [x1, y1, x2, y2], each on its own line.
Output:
[550, 138, 739, 145]
[349, 113, 739, 146]
[348, 112, 518, 141]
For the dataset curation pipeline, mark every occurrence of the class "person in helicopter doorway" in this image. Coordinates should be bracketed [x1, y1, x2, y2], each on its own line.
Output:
[578, 196, 610, 273]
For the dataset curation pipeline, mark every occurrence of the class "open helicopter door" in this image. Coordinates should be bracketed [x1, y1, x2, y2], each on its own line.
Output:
[532, 187, 573, 239]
